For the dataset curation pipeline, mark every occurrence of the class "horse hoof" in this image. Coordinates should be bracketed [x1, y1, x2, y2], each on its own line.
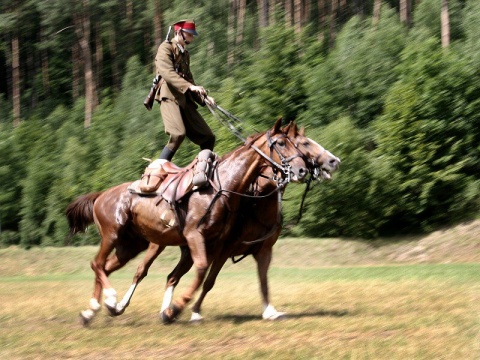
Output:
[160, 304, 182, 324]
[114, 306, 126, 316]
[189, 312, 204, 323]
[263, 311, 287, 321]
[105, 303, 119, 317]
[79, 311, 92, 327]
[160, 308, 175, 324]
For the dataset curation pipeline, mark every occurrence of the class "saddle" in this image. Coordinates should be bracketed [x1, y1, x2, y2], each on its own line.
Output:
[128, 149, 216, 203]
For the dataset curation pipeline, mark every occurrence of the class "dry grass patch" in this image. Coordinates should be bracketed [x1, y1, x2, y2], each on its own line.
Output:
[1, 222, 479, 359]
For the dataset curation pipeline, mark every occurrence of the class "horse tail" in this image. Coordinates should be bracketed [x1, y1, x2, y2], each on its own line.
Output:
[65, 192, 103, 234]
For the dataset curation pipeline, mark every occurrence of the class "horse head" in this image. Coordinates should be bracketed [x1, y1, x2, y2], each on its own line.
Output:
[283, 121, 341, 181]
[256, 118, 309, 184]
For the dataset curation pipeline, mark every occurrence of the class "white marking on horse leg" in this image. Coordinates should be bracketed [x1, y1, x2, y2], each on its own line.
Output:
[80, 309, 96, 321]
[190, 312, 204, 322]
[262, 304, 286, 320]
[117, 284, 137, 312]
[89, 298, 101, 312]
[103, 287, 117, 309]
[160, 285, 174, 312]
[80, 298, 102, 323]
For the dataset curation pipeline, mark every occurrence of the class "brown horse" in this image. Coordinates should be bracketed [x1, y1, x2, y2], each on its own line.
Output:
[160, 123, 340, 321]
[103, 122, 340, 322]
[66, 119, 310, 326]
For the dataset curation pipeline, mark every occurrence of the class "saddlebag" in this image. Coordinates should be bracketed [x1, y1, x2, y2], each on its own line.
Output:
[139, 159, 168, 193]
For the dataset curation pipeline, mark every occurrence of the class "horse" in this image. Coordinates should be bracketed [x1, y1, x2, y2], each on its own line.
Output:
[159, 122, 340, 322]
[66, 119, 311, 326]
[96, 122, 340, 322]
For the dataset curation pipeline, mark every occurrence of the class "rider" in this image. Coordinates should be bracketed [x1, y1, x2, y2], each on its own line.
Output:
[154, 19, 216, 161]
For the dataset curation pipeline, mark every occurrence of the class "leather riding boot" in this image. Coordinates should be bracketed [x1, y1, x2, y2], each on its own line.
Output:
[159, 146, 175, 161]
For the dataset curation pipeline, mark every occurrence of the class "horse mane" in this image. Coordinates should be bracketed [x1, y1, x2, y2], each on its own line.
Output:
[215, 130, 266, 163]
[244, 131, 265, 147]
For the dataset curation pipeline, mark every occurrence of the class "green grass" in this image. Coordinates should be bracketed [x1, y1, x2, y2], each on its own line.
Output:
[0, 227, 479, 359]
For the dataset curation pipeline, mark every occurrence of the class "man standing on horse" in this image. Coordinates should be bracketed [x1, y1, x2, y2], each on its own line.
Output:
[154, 19, 216, 161]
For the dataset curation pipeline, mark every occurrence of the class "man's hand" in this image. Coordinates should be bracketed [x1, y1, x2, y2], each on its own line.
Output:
[205, 95, 216, 106]
[188, 85, 207, 97]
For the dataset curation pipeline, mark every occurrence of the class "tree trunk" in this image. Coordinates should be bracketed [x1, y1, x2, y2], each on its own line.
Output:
[441, 0, 450, 48]
[303, 0, 311, 24]
[12, 36, 20, 127]
[40, 27, 50, 98]
[126, 0, 133, 58]
[285, 0, 293, 27]
[227, 0, 236, 66]
[318, 0, 326, 41]
[269, 0, 282, 24]
[153, 0, 162, 46]
[236, 0, 247, 45]
[294, 0, 301, 34]
[329, 0, 338, 47]
[400, 0, 411, 27]
[108, 23, 119, 90]
[72, 43, 81, 100]
[257, 0, 268, 28]
[95, 22, 103, 92]
[74, 0, 96, 129]
[373, 0, 381, 27]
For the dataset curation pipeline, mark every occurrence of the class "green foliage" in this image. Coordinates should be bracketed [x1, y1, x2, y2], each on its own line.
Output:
[414, 0, 464, 42]
[373, 32, 480, 232]
[288, 117, 398, 238]
[301, 7, 406, 128]
[0, 0, 479, 245]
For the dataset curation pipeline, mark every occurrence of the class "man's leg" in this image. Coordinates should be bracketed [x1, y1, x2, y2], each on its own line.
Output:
[182, 105, 215, 151]
[159, 100, 187, 160]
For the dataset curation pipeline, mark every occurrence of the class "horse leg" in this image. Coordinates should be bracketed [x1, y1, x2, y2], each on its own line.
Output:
[161, 235, 209, 324]
[189, 249, 231, 322]
[160, 246, 193, 313]
[115, 242, 166, 315]
[254, 247, 286, 320]
[79, 240, 116, 326]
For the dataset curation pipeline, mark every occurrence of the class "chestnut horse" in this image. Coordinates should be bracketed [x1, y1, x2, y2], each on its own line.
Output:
[67, 119, 310, 326]
[162, 125, 340, 322]
[160, 122, 340, 322]
[95, 122, 340, 322]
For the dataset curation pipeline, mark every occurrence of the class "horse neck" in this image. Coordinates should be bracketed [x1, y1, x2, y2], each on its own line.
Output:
[217, 138, 270, 194]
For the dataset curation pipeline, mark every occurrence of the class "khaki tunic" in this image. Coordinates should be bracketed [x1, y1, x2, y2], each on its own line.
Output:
[154, 39, 214, 149]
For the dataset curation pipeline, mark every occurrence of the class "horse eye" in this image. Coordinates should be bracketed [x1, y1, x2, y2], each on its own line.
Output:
[277, 139, 286, 147]
[302, 141, 310, 147]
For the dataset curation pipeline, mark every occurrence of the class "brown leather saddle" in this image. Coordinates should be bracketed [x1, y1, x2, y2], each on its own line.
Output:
[128, 150, 215, 203]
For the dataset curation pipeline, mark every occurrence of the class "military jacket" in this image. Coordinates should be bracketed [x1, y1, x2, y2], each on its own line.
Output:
[154, 39, 203, 108]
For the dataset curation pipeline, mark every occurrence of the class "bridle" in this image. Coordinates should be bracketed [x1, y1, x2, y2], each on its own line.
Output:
[201, 100, 323, 240]
[251, 130, 309, 186]
[196, 128, 309, 228]
[205, 99, 309, 187]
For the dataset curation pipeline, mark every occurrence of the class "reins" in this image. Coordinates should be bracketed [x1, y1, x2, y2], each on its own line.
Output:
[196, 129, 293, 229]
[205, 100, 306, 182]
[200, 100, 316, 248]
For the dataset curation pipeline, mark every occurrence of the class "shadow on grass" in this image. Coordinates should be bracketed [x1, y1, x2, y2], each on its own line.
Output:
[214, 309, 350, 324]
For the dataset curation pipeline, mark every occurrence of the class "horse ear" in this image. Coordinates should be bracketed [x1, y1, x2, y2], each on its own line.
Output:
[273, 117, 282, 133]
[285, 121, 297, 137]
[298, 125, 305, 136]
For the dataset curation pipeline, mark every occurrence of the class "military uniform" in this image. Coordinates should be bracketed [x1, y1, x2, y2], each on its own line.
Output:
[154, 37, 215, 159]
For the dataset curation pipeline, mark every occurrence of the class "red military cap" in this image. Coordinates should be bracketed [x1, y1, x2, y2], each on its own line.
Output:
[173, 20, 198, 36]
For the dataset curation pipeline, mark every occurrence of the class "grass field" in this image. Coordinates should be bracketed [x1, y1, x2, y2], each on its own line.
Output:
[0, 221, 479, 359]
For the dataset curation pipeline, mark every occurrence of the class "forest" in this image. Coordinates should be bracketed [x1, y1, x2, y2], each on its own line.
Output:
[0, 0, 479, 247]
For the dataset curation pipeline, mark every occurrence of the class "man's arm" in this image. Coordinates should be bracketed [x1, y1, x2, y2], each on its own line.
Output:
[155, 43, 192, 94]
